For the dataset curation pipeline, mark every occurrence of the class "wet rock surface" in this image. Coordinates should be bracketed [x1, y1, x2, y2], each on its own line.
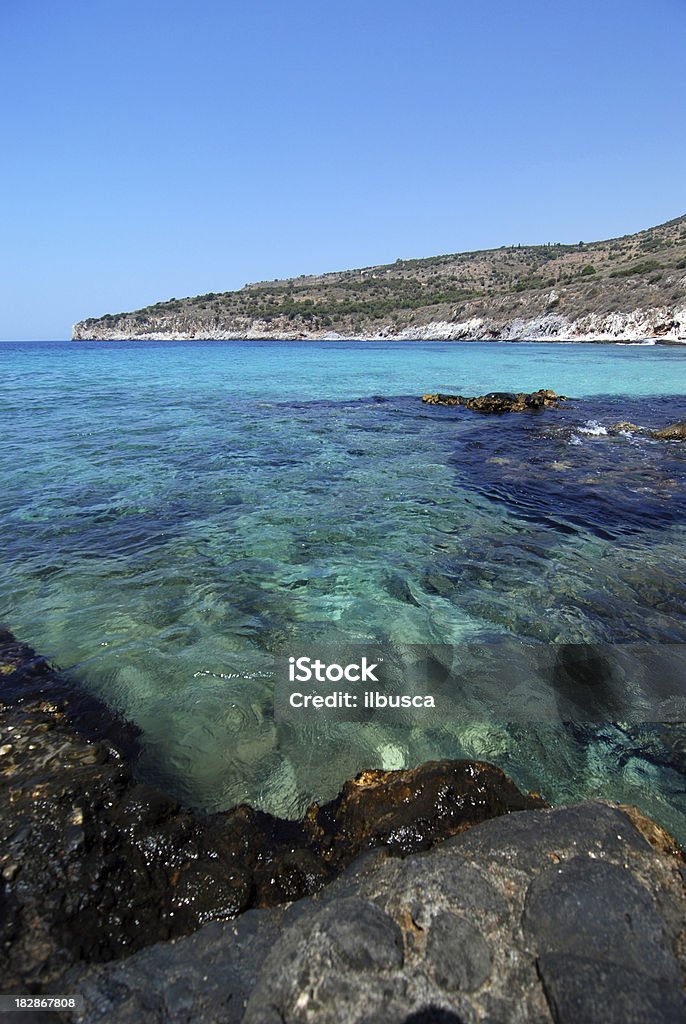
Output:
[421, 389, 567, 413]
[3, 629, 686, 1022]
[652, 420, 686, 440]
[68, 802, 686, 1024]
[0, 629, 542, 992]
[604, 419, 686, 440]
[303, 760, 543, 863]
[607, 420, 642, 434]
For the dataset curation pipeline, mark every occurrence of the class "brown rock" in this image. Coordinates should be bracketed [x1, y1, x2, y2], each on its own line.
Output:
[421, 389, 567, 413]
[608, 421, 642, 434]
[305, 760, 546, 862]
[652, 421, 686, 440]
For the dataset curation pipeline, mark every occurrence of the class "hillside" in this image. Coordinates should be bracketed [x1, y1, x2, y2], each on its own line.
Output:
[73, 215, 686, 342]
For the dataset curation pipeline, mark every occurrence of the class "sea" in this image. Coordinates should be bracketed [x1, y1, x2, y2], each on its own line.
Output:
[2, 339, 686, 839]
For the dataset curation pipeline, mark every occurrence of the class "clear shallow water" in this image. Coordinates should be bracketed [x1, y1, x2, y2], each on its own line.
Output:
[2, 340, 686, 837]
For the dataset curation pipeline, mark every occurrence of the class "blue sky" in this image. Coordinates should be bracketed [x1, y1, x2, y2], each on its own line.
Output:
[1, 0, 684, 340]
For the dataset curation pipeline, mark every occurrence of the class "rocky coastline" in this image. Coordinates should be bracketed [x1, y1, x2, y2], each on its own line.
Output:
[4, 380, 686, 1020]
[0, 629, 543, 987]
[72, 214, 686, 344]
[2, 629, 686, 1022]
[71, 307, 686, 344]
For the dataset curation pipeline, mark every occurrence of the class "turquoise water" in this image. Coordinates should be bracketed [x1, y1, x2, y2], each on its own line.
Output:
[2, 340, 686, 836]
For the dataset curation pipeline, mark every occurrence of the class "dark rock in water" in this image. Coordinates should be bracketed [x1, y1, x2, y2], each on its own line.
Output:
[652, 421, 686, 440]
[0, 689, 301, 987]
[0, 629, 543, 990]
[384, 572, 422, 607]
[0, 625, 141, 759]
[421, 388, 567, 413]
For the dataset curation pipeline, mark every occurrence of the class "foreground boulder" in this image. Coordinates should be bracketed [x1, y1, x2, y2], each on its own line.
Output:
[421, 389, 567, 412]
[0, 629, 543, 989]
[67, 802, 686, 1024]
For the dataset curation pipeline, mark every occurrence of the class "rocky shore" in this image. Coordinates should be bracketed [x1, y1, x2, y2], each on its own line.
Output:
[71, 308, 686, 345]
[57, 807, 686, 1024]
[0, 630, 541, 988]
[2, 628, 686, 1022]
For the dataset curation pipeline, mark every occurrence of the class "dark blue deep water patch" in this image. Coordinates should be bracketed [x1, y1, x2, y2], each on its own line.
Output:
[445, 395, 686, 541]
[1, 340, 686, 838]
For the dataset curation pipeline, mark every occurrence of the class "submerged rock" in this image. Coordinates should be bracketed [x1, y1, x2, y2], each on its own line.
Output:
[0, 629, 543, 989]
[421, 388, 567, 413]
[652, 421, 686, 440]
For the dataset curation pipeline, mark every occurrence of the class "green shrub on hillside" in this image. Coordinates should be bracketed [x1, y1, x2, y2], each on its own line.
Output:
[609, 260, 661, 278]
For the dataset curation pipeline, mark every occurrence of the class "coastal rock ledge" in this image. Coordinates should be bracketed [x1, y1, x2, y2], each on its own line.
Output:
[0, 628, 540, 987]
[68, 802, 686, 1024]
[2, 629, 686, 1023]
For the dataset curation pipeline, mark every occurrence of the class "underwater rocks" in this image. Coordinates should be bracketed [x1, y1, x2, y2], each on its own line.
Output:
[0, 629, 543, 990]
[421, 389, 567, 413]
[4, 631, 686, 1022]
[69, 802, 686, 1024]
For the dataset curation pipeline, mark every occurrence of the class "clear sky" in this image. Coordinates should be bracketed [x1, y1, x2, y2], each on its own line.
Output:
[1, 0, 684, 340]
